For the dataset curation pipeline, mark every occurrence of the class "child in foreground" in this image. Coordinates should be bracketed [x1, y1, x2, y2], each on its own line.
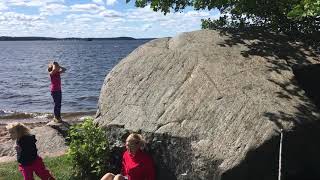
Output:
[6, 122, 55, 180]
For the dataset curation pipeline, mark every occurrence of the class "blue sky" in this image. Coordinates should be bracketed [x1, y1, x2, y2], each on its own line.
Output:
[0, 0, 220, 38]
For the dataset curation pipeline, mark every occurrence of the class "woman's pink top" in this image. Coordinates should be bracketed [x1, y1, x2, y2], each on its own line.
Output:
[121, 150, 155, 180]
[50, 72, 61, 92]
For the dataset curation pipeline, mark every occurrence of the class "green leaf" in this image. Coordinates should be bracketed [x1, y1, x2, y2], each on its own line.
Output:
[67, 118, 110, 179]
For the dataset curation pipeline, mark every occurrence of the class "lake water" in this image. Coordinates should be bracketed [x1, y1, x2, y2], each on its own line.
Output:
[0, 40, 151, 119]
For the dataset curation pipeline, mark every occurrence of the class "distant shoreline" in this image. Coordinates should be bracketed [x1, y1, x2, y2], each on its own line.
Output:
[0, 36, 156, 41]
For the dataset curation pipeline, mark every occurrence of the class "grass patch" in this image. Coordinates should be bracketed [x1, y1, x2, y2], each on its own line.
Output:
[0, 155, 72, 180]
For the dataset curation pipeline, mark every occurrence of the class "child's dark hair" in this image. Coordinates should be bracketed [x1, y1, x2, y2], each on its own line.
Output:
[48, 65, 53, 72]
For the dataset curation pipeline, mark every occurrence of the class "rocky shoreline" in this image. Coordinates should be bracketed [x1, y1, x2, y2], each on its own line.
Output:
[0, 113, 95, 163]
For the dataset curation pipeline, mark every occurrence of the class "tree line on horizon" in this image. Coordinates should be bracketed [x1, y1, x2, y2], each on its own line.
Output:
[0, 36, 147, 41]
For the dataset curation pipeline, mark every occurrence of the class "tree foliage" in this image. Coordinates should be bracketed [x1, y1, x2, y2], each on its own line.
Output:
[131, 0, 320, 35]
[288, 0, 320, 18]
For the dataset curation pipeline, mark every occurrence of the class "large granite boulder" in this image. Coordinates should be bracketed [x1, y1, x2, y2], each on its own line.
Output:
[95, 30, 320, 180]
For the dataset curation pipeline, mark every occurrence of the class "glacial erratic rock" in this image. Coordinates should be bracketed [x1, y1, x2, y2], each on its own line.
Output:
[96, 30, 320, 180]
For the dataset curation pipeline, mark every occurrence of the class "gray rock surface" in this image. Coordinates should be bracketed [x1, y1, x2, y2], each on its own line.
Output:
[95, 30, 320, 180]
[32, 126, 68, 156]
[46, 120, 71, 137]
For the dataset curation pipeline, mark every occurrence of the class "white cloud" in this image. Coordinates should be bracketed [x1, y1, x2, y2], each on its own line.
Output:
[46, 0, 65, 3]
[4, 0, 65, 7]
[122, 6, 220, 37]
[40, 3, 68, 16]
[92, 0, 104, 5]
[106, 0, 117, 6]
[142, 24, 152, 31]
[0, 2, 8, 11]
[185, 11, 210, 17]
[70, 4, 106, 13]
[0, 11, 46, 36]
[5, 0, 42, 7]
[0, 1, 221, 38]
[99, 9, 123, 17]
[2, 12, 43, 22]
[126, 6, 217, 25]
[66, 13, 102, 20]
[126, 8, 164, 22]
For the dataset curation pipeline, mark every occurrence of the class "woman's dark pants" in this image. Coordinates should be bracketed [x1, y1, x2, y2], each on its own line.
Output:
[51, 91, 62, 120]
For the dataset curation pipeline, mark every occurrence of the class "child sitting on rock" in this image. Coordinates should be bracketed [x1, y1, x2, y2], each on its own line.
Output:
[101, 133, 155, 180]
[6, 122, 55, 180]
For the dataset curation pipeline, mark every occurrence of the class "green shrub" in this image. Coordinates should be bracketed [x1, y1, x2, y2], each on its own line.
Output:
[67, 118, 109, 179]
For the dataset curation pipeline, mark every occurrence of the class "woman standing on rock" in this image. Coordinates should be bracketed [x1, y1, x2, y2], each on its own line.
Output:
[6, 123, 55, 180]
[48, 61, 66, 123]
[101, 133, 155, 180]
